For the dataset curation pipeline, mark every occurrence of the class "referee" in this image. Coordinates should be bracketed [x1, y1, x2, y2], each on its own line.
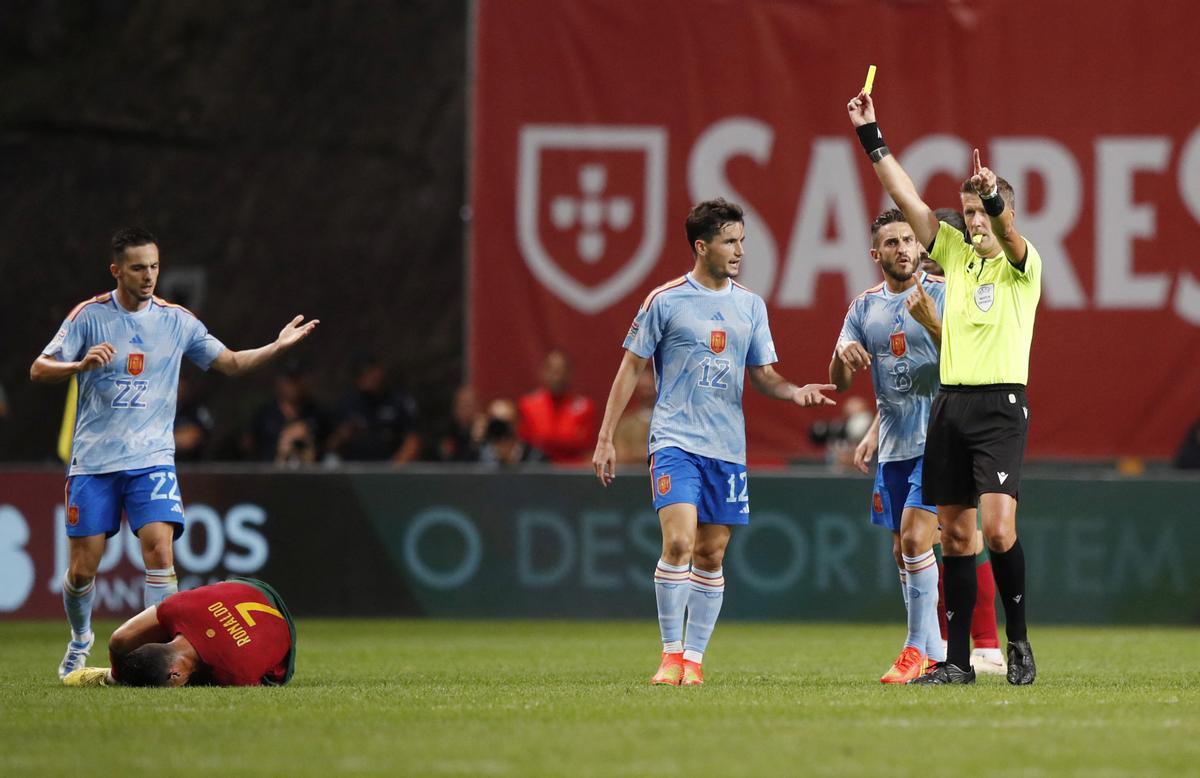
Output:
[847, 89, 1040, 685]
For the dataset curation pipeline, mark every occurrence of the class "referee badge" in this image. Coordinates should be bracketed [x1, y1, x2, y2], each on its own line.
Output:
[890, 331, 907, 357]
[974, 283, 995, 312]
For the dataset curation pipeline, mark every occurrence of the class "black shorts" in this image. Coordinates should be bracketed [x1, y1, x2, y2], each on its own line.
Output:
[922, 384, 1030, 506]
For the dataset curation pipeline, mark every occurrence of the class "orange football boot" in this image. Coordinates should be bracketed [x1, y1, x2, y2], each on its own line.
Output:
[680, 659, 704, 686]
[651, 652, 685, 685]
[880, 646, 925, 684]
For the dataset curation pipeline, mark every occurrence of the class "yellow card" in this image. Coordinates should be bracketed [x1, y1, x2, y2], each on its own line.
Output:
[863, 65, 877, 95]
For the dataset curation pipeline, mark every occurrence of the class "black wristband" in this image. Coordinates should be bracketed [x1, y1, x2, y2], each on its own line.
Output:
[856, 122, 887, 159]
[982, 190, 1005, 217]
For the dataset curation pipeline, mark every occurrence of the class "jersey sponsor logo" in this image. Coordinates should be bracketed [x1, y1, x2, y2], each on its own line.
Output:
[709, 329, 727, 354]
[67, 506, 79, 526]
[889, 331, 907, 357]
[974, 283, 995, 312]
[516, 124, 667, 314]
[127, 353, 145, 376]
[872, 492, 883, 514]
[657, 473, 671, 495]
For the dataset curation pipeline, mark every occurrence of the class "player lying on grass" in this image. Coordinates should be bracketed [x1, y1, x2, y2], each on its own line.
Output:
[62, 578, 295, 687]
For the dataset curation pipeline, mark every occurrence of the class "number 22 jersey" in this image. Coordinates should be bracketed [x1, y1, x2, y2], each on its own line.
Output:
[42, 291, 226, 476]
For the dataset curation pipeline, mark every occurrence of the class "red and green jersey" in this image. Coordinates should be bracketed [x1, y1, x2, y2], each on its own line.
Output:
[157, 580, 295, 686]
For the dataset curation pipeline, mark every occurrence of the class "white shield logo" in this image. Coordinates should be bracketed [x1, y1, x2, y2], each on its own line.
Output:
[974, 283, 995, 312]
[518, 125, 667, 314]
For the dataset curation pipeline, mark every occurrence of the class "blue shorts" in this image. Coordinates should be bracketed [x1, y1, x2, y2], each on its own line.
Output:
[871, 456, 936, 532]
[649, 447, 749, 525]
[65, 466, 185, 539]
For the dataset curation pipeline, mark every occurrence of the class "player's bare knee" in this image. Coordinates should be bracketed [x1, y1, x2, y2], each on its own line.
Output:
[691, 544, 726, 571]
[65, 568, 96, 589]
[899, 530, 927, 559]
[940, 524, 974, 555]
[661, 537, 693, 565]
[985, 527, 1017, 553]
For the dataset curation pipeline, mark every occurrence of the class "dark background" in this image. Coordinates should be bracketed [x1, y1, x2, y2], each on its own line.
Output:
[0, 0, 468, 461]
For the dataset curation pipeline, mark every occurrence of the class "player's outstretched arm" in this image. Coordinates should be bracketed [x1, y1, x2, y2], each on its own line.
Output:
[748, 364, 836, 407]
[847, 91, 938, 248]
[829, 340, 871, 392]
[30, 343, 115, 383]
[592, 349, 648, 487]
[968, 148, 1028, 267]
[210, 315, 320, 376]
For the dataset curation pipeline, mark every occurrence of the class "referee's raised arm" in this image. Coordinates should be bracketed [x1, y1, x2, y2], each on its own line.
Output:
[847, 90, 939, 249]
[966, 148, 1029, 268]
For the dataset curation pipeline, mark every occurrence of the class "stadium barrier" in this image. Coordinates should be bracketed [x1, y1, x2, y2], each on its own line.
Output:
[2, 468, 1197, 623]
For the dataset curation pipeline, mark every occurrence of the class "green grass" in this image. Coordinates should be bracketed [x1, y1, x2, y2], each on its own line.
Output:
[2, 620, 1199, 776]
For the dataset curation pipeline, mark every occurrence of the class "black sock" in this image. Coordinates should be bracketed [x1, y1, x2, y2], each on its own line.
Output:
[943, 554, 977, 670]
[990, 538, 1028, 641]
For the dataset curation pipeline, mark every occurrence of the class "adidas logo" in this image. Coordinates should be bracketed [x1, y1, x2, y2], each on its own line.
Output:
[171, 503, 184, 514]
[710, 311, 726, 321]
[1013, 594, 1022, 604]
[998, 471, 1009, 484]
[130, 333, 145, 345]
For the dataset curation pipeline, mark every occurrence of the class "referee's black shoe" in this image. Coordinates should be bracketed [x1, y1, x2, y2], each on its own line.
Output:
[907, 662, 975, 685]
[1007, 640, 1036, 685]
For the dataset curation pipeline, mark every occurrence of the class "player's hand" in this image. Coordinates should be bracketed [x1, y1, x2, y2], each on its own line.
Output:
[592, 438, 617, 487]
[853, 433, 876, 475]
[968, 148, 998, 197]
[792, 383, 837, 407]
[276, 315, 320, 349]
[836, 340, 872, 371]
[905, 281, 937, 327]
[847, 90, 876, 127]
[77, 342, 115, 373]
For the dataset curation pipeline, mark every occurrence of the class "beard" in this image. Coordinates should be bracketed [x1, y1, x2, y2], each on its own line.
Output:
[882, 262, 914, 284]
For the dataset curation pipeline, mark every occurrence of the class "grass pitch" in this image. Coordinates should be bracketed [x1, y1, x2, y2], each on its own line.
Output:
[2, 620, 1198, 776]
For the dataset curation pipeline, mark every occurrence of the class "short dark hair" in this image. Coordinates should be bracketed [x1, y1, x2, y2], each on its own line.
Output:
[685, 198, 743, 253]
[117, 643, 176, 687]
[960, 176, 1015, 210]
[934, 207, 969, 241]
[870, 208, 908, 248]
[111, 227, 158, 261]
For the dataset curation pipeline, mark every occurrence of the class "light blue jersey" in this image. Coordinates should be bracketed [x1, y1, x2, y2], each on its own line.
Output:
[43, 292, 226, 476]
[836, 272, 945, 462]
[624, 273, 778, 465]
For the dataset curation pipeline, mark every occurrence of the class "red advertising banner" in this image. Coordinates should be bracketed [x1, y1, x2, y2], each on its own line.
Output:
[470, 0, 1200, 461]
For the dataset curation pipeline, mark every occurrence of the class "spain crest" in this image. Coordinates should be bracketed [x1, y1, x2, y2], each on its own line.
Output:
[890, 332, 907, 357]
[656, 473, 672, 496]
[709, 330, 727, 354]
[127, 353, 145, 376]
[872, 492, 884, 514]
[67, 506, 79, 526]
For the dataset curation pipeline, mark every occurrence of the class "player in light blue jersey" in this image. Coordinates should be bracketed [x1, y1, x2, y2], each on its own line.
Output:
[31, 227, 318, 679]
[592, 198, 835, 686]
[831, 209, 946, 683]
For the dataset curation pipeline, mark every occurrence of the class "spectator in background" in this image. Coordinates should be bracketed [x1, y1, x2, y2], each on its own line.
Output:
[174, 372, 214, 462]
[518, 348, 596, 464]
[326, 354, 420, 463]
[809, 395, 874, 470]
[244, 360, 328, 464]
[432, 385, 483, 462]
[480, 398, 545, 467]
[1174, 419, 1200, 469]
[613, 368, 656, 465]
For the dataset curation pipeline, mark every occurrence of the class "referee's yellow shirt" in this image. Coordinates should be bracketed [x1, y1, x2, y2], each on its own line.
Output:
[929, 220, 1042, 386]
